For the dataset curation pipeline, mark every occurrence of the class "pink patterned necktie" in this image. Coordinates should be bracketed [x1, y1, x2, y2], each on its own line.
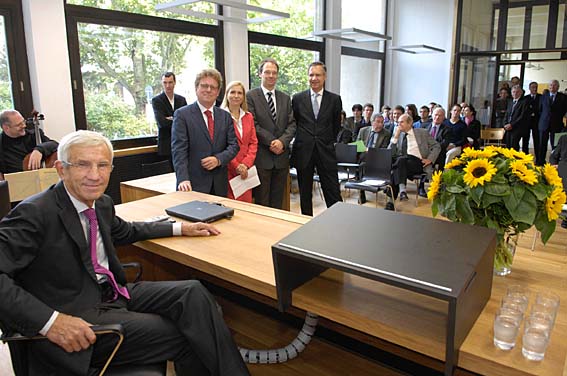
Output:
[205, 109, 214, 140]
[83, 208, 130, 301]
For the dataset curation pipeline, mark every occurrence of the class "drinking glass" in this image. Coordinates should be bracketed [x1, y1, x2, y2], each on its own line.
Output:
[522, 316, 552, 361]
[494, 307, 522, 350]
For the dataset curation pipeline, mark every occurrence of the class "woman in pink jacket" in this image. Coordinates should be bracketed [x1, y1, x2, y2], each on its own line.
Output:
[221, 81, 258, 202]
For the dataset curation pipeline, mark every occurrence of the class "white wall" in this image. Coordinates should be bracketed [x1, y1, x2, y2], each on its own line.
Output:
[385, 0, 456, 109]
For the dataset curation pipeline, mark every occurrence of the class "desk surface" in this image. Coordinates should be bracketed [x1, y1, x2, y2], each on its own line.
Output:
[115, 191, 567, 376]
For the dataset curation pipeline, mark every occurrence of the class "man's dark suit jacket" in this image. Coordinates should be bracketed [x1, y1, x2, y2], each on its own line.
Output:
[246, 88, 296, 170]
[525, 93, 541, 125]
[171, 101, 239, 197]
[152, 92, 187, 156]
[550, 134, 567, 192]
[0, 182, 172, 374]
[291, 89, 342, 170]
[426, 122, 452, 167]
[539, 92, 567, 133]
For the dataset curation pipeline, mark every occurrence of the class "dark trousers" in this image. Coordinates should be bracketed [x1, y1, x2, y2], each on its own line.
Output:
[391, 155, 423, 199]
[506, 129, 522, 151]
[254, 166, 288, 209]
[522, 122, 539, 156]
[296, 149, 342, 216]
[537, 130, 551, 165]
[86, 280, 249, 376]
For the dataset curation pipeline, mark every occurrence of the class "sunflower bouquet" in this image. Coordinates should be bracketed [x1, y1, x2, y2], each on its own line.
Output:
[427, 146, 565, 275]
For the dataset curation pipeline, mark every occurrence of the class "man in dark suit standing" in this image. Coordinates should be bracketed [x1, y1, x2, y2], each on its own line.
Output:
[504, 85, 530, 151]
[152, 72, 187, 166]
[523, 81, 541, 155]
[172, 68, 239, 196]
[246, 58, 296, 209]
[291, 61, 342, 216]
[0, 130, 249, 375]
[537, 79, 567, 165]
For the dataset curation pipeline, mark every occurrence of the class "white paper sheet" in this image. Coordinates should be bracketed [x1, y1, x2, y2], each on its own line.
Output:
[360, 179, 386, 186]
[229, 165, 261, 198]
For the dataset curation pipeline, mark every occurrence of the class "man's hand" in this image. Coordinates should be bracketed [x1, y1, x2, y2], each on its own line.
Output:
[422, 158, 432, 167]
[46, 313, 96, 353]
[28, 150, 43, 170]
[165, 116, 173, 121]
[236, 164, 248, 179]
[269, 139, 284, 155]
[447, 143, 455, 151]
[178, 180, 192, 192]
[504, 123, 512, 131]
[181, 222, 221, 237]
[201, 156, 220, 170]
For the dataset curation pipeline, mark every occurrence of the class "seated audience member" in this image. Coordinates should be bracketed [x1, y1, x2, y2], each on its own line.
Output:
[0, 130, 250, 376]
[337, 110, 353, 143]
[550, 133, 567, 228]
[172, 68, 239, 196]
[443, 104, 467, 165]
[221, 81, 258, 203]
[387, 114, 440, 209]
[428, 102, 438, 117]
[459, 102, 468, 120]
[405, 104, 420, 123]
[413, 106, 432, 129]
[346, 103, 363, 134]
[463, 104, 482, 149]
[353, 103, 374, 140]
[386, 105, 405, 133]
[504, 84, 530, 151]
[0, 109, 58, 173]
[382, 105, 392, 123]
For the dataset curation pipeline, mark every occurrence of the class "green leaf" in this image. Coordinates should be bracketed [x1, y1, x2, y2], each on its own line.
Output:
[431, 200, 439, 217]
[455, 195, 475, 224]
[485, 182, 511, 196]
[507, 190, 537, 225]
[444, 195, 457, 221]
[481, 193, 503, 208]
[469, 186, 483, 206]
[446, 185, 465, 194]
[490, 173, 507, 184]
[526, 182, 548, 201]
[539, 219, 556, 244]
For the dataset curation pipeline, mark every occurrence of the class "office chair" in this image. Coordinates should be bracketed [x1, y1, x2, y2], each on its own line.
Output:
[140, 160, 172, 178]
[345, 148, 395, 210]
[335, 143, 360, 182]
[480, 128, 505, 148]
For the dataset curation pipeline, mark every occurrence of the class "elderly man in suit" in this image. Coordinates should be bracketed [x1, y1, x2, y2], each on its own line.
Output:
[246, 58, 296, 209]
[357, 113, 391, 149]
[537, 79, 567, 165]
[387, 114, 440, 210]
[504, 85, 530, 151]
[172, 68, 239, 196]
[0, 130, 249, 376]
[523, 81, 541, 155]
[291, 61, 342, 216]
[151, 72, 187, 166]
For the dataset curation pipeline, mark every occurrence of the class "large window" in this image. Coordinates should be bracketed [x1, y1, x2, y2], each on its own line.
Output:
[0, 16, 13, 110]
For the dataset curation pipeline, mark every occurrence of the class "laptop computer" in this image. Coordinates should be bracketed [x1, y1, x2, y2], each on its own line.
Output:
[165, 200, 234, 223]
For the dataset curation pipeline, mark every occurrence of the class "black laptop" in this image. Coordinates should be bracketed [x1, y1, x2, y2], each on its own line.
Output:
[165, 201, 234, 223]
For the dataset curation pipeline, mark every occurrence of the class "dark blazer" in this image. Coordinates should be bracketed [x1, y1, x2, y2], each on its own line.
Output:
[550, 134, 567, 192]
[151, 92, 187, 156]
[464, 118, 482, 149]
[356, 126, 391, 149]
[171, 101, 239, 196]
[291, 89, 342, 170]
[524, 93, 541, 125]
[505, 97, 530, 133]
[0, 182, 172, 374]
[539, 92, 567, 133]
[246, 88, 296, 170]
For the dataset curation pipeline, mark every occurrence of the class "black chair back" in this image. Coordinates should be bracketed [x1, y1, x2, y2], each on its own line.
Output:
[0, 180, 11, 219]
[140, 160, 172, 178]
[335, 143, 357, 164]
[364, 148, 392, 181]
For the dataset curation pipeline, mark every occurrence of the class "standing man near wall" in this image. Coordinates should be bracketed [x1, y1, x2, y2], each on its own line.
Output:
[246, 58, 296, 209]
[524, 81, 541, 156]
[172, 68, 239, 197]
[291, 61, 342, 216]
[152, 72, 187, 167]
[537, 79, 567, 165]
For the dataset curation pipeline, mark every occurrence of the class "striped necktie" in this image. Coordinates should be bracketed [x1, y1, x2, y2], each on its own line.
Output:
[267, 92, 276, 122]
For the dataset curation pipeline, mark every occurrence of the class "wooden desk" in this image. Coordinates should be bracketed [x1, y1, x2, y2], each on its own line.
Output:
[115, 192, 567, 376]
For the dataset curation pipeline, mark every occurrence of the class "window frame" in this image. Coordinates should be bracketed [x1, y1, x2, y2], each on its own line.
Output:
[65, 4, 224, 149]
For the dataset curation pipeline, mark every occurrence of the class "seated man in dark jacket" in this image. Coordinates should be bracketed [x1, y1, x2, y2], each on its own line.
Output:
[0, 109, 58, 174]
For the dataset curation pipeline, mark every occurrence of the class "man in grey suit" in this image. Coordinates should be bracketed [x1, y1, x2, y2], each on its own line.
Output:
[356, 114, 391, 149]
[172, 68, 239, 197]
[387, 114, 440, 210]
[291, 61, 343, 216]
[246, 58, 296, 209]
[0, 130, 249, 375]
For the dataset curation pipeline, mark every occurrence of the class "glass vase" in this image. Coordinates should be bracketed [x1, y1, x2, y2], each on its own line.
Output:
[494, 233, 518, 276]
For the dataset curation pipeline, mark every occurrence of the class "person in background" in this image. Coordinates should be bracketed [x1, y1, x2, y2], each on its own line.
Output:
[504, 85, 530, 151]
[0, 109, 58, 174]
[386, 105, 404, 134]
[337, 110, 353, 144]
[462, 104, 482, 149]
[151, 72, 187, 167]
[353, 103, 374, 140]
[413, 106, 431, 129]
[550, 133, 567, 228]
[171, 68, 239, 196]
[405, 104, 419, 123]
[524, 81, 541, 156]
[537, 79, 567, 165]
[221, 81, 258, 203]
[443, 104, 467, 165]
[494, 87, 510, 128]
[382, 105, 391, 123]
[346, 103, 363, 135]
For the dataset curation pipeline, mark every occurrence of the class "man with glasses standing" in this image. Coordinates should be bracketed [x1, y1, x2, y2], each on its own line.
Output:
[0, 109, 58, 174]
[172, 68, 239, 197]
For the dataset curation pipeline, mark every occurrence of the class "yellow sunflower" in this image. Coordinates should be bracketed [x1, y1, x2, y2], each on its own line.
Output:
[427, 170, 443, 201]
[444, 158, 463, 170]
[460, 148, 496, 160]
[498, 148, 517, 159]
[545, 187, 567, 221]
[509, 160, 538, 185]
[463, 159, 498, 187]
[542, 163, 563, 188]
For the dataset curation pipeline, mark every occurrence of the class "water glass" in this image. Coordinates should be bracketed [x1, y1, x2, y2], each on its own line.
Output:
[535, 291, 560, 313]
[494, 307, 522, 350]
[506, 285, 529, 309]
[530, 303, 557, 327]
[522, 316, 552, 361]
[502, 294, 528, 314]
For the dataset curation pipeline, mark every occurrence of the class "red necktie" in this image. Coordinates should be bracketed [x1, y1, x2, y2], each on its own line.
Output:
[84, 208, 130, 301]
[205, 110, 214, 140]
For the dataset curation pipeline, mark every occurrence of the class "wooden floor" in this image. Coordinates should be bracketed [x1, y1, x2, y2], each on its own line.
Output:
[1, 180, 564, 375]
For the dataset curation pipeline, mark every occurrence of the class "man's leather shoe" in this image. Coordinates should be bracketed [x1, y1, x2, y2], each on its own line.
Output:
[418, 188, 427, 198]
[561, 219, 567, 229]
[385, 202, 395, 211]
[399, 191, 409, 201]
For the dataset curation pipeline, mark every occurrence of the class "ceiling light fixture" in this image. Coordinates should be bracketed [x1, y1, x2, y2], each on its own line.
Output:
[155, 0, 289, 24]
[312, 28, 392, 43]
[389, 44, 445, 54]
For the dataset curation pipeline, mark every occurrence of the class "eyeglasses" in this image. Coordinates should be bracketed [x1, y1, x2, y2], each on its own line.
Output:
[8, 120, 25, 128]
[199, 83, 219, 91]
[62, 161, 114, 173]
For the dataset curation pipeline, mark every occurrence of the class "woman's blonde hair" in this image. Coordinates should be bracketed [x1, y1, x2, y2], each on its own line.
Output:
[221, 81, 248, 112]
